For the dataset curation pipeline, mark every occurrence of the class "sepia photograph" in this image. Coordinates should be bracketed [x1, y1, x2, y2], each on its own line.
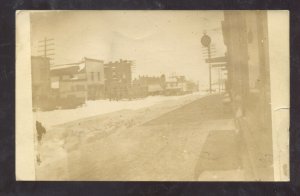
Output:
[16, 10, 289, 181]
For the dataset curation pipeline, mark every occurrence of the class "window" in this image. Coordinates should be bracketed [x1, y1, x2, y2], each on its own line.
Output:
[62, 75, 70, 80]
[91, 72, 94, 81]
[77, 85, 85, 91]
[40, 69, 44, 80]
[112, 71, 117, 79]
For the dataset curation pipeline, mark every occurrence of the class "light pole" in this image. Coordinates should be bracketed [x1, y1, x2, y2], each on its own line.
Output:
[201, 33, 212, 94]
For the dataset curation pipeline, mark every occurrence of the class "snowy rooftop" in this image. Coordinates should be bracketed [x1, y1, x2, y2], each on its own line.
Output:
[50, 62, 86, 76]
[51, 62, 85, 71]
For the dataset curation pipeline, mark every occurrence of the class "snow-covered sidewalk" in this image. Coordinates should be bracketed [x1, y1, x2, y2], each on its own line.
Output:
[34, 92, 206, 129]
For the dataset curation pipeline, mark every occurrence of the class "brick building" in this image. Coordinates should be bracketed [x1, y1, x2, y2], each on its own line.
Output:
[104, 59, 132, 100]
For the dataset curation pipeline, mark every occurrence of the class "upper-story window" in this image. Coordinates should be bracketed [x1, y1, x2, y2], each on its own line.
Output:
[91, 72, 94, 81]
[112, 71, 117, 79]
[77, 85, 85, 91]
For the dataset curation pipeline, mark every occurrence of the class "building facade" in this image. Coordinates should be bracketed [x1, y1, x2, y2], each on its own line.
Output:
[221, 11, 273, 180]
[165, 75, 196, 95]
[84, 58, 105, 100]
[104, 59, 132, 100]
[50, 61, 87, 108]
[132, 75, 166, 97]
[31, 56, 51, 110]
[50, 57, 105, 108]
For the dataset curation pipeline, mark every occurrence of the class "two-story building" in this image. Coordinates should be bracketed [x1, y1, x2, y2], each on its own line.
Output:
[50, 61, 87, 108]
[84, 58, 105, 100]
[50, 57, 105, 108]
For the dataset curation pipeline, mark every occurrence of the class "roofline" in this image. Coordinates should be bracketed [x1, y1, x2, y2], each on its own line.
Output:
[84, 57, 104, 63]
[104, 59, 133, 65]
[51, 61, 84, 68]
[51, 57, 104, 67]
[59, 79, 87, 82]
[31, 55, 51, 60]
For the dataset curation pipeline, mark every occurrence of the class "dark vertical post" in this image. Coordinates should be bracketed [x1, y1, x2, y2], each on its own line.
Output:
[201, 33, 212, 94]
[44, 37, 47, 57]
[208, 46, 212, 94]
[218, 68, 221, 93]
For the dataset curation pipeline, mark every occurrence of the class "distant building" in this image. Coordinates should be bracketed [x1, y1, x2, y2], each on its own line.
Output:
[165, 76, 185, 95]
[132, 75, 166, 97]
[165, 75, 198, 95]
[104, 59, 132, 100]
[185, 80, 199, 93]
[31, 56, 51, 110]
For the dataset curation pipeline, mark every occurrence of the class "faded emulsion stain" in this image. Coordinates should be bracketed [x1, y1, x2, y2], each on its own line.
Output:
[16, 10, 289, 181]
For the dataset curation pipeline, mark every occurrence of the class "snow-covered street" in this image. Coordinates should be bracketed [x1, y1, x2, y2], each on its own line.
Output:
[35, 93, 252, 181]
[34, 92, 206, 128]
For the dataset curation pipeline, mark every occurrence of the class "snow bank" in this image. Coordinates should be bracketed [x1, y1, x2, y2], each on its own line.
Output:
[34, 92, 206, 129]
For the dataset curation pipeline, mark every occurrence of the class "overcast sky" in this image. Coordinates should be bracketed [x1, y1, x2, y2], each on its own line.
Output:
[30, 11, 226, 88]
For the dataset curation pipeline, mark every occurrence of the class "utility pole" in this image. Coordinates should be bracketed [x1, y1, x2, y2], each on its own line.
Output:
[201, 33, 212, 94]
[208, 46, 212, 94]
[38, 37, 55, 65]
[218, 67, 221, 93]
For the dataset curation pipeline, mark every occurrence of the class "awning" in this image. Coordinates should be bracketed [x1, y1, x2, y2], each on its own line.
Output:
[205, 56, 227, 63]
